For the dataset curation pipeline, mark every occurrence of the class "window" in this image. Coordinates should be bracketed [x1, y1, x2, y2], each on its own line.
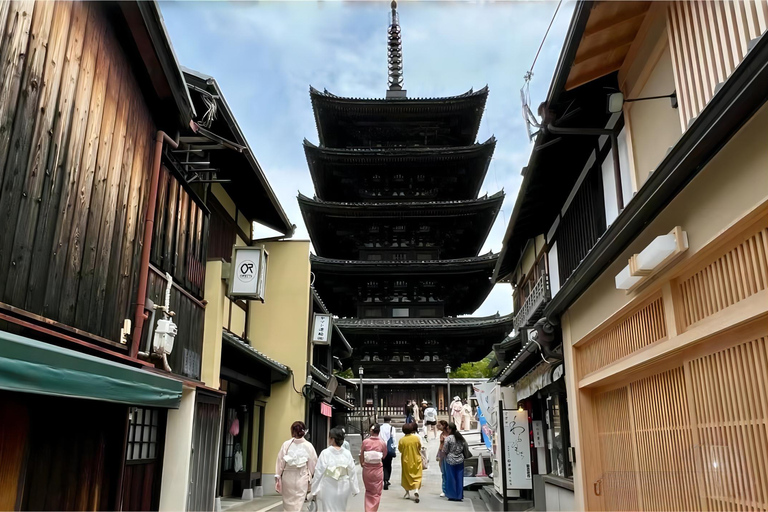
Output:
[392, 307, 409, 318]
[127, 407, 160, 461]
[546, 394, 572, 477]
[548, 242, 561, 296]
[364, 308, 383, 318]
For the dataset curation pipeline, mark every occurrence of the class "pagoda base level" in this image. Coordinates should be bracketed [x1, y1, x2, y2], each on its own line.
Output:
[345, 378, 482, 416]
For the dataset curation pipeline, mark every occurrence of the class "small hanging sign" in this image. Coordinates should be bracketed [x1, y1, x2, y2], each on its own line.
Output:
[311, 314, 333, 345]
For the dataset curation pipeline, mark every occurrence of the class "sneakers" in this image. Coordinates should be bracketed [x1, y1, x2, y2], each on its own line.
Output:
[403, 491, 410, 500]
[384, 483, 389, 490]
[440, 492, 445, 497]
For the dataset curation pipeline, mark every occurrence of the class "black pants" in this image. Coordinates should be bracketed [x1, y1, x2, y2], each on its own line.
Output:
[383, 453, 393, 483]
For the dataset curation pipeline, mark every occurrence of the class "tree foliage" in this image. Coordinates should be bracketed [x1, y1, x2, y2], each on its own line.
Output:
[449, 355, 495, 378]
[334, 368, 354, 379]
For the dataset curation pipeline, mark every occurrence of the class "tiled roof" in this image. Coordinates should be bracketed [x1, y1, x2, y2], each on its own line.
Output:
[298, 190, 504, 209]
[336, 313, 514, 329]
[302, 137, 496, 155]
[309, 85, 489, 102]
[310, 252, 498, 267]
[310, 365, 330, 383]
[332, 395, 355, 410]
[222, 330, 289, 375]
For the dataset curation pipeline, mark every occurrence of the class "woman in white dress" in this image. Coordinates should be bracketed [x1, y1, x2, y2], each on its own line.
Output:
[310, 427, 360, 511]
[275, 421, 318, 511]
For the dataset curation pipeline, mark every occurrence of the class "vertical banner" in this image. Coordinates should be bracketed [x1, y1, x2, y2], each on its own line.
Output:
[501, 409, 532, 490]
[473, 382, 498, 430]
[476, 406, 493, 450]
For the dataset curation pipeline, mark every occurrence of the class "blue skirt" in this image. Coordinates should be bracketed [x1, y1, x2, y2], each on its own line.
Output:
[444, 461, 464, 501]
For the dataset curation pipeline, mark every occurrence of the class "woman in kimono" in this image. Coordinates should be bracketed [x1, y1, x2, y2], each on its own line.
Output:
[359, 424, 386, 511]
[310, 427, 359, 511]
[398, 423, 423, 503]
[275, 421, 318, 512]
[461, 399, 472, 430]
[450, 397, 463, 427]
[441, 423, 467, 502]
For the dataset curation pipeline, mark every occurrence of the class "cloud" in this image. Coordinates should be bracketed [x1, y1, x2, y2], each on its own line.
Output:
[160, 0, 575, 317]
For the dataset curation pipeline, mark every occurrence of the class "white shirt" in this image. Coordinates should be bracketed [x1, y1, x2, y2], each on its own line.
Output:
[379, 423, 394, 444]
[424, 407, 438, 422]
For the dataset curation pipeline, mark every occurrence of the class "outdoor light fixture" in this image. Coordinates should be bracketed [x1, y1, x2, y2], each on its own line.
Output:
[359, 366, 364, 376]
[445, 364, 451, 374]
[615, 226, 688, 292]
[607, 91, 677, 113]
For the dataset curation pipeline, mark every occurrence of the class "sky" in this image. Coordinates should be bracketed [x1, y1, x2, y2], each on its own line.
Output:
[160, 0, 575, 317]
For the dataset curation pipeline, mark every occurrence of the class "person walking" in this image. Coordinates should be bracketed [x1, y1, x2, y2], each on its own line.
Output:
[412, 400, 421, 425]
[450, 396, 463, 427]
[398, 423, 423, 503]
[442, 423, 467, 502]
[461, 399, 472, 431]
[379, 417, 396, 490]
[423, 402, 438, 440]
[436, 420, 449, 498]
[275, 421, 318, 512]
[404, 401, 414, 424]
[360, 424, 386, 512]
[310, 427, 359, 511]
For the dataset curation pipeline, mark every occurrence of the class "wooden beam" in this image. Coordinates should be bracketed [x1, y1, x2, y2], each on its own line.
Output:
[583, 2, 652, 38]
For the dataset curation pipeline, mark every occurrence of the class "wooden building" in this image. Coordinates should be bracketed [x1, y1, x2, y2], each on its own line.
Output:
[0, 2, 194, 510]
[0, 3, 296, 511]
[299, 1, 512, 411]
[495, 1, 768, 511]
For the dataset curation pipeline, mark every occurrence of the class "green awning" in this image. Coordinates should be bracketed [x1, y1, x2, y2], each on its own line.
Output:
[0, 330, 183, 408]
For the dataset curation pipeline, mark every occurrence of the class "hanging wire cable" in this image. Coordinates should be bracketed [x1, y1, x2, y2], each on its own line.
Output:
[521, 0, 563, 141]
[528, 0, 563, 76]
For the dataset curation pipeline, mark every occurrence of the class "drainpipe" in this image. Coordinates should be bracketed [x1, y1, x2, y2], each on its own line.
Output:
[130, 131, 179, 359]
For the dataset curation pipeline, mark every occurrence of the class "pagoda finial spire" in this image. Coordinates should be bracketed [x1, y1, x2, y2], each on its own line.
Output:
[386, 0, 407, 98]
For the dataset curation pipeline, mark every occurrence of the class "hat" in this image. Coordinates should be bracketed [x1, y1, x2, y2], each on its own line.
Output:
[421, 399, 427, 404]
[453, 396, 460, 401]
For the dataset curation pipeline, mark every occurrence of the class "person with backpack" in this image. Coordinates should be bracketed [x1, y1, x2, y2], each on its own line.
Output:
[441, 423, 469, 502]
[379, 417, 396, 490]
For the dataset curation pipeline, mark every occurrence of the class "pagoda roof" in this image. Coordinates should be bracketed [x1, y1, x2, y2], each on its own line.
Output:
[310, 253, 498, 317]
[304, 138, 496, 202]
[310, 252, 498, 272]
[338, 313, 513, 376]
[298, 192, 503, 259]
[309, 86, 489, 148]
[336, 312, 513, 330]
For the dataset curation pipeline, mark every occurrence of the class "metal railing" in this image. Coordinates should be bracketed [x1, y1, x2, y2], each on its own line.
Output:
[514, 273, 551, 330]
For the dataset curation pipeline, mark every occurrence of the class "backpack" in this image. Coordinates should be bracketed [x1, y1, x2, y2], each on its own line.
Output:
[385, 425, 396, 458]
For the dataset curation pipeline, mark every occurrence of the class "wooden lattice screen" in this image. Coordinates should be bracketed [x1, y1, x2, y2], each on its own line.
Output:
[675, 223, 768, 330]
[667, 0, 768, 129]
[689, 334, 768, 511]
[592, 333, 768, 511]
[577, 296, 667, 378]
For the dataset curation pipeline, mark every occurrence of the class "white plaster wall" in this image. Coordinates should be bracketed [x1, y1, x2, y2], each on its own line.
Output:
[159, 386, 196, 511]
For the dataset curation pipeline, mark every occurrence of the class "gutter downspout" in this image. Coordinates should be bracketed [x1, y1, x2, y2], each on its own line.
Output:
[131, 131, 179, 359]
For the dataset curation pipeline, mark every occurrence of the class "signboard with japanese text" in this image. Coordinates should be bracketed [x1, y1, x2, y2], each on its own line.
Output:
[502, 410, 532, 490]
[311, 314, 333, 344]
[532, 420, 545, 448]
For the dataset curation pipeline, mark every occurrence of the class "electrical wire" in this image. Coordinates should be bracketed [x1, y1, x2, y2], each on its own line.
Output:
[289, 370, 304, 395]
[528, 0, 563, 76]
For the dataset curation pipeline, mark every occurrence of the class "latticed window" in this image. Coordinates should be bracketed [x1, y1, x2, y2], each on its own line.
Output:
[127, 407, 160, 461]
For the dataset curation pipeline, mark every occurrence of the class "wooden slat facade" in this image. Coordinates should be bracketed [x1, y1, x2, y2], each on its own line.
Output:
[0, 1, 160, 344]
[667, 0, 768, 129]
[576, 295, 667, 378]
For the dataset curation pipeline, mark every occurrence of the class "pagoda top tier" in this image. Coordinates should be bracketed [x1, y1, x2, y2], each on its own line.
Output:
[309, 86, 489, 149]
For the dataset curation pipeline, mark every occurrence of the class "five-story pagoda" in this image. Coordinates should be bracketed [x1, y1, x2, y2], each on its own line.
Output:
[299, 1, 513, 410]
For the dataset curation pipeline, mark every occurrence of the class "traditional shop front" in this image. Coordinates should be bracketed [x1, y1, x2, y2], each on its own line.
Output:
[0, 331, 182, 511]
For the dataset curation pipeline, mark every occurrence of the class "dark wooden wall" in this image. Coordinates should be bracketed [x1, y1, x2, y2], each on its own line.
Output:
[0, 2, 156, 343]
